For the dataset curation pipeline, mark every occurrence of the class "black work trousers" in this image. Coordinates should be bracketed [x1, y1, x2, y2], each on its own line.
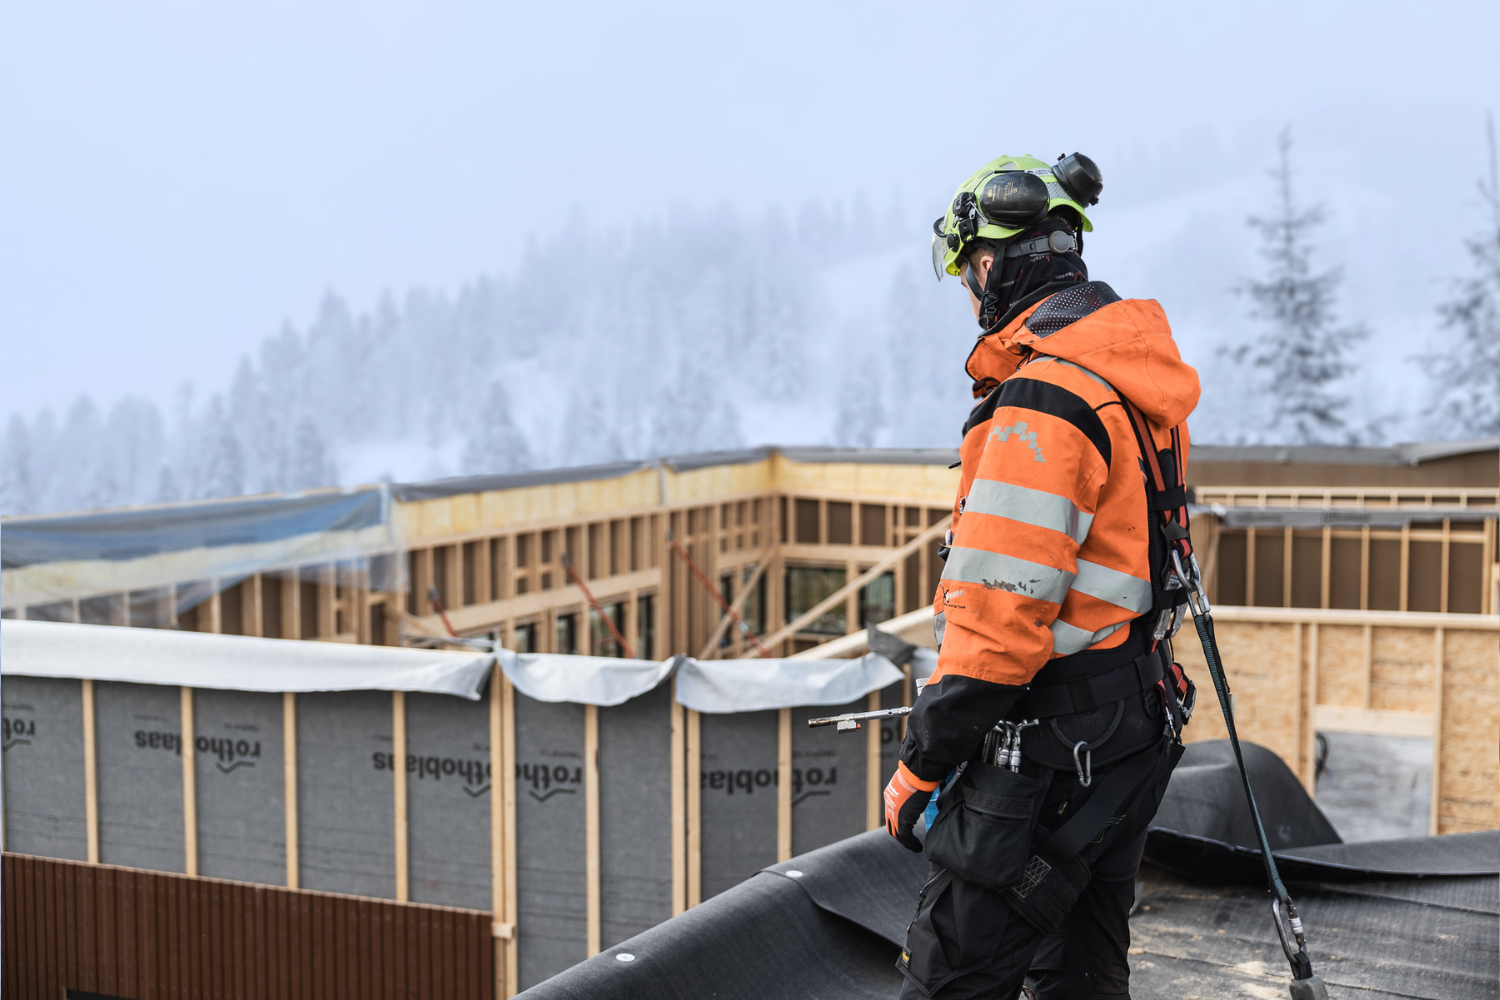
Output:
[896, 758, 1153, 1000]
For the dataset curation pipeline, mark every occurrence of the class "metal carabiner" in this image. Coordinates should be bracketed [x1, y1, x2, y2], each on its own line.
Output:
[1071, 740, 1092, 787]
[1272, 897, 1308, 963]
[1170, 549, 1211, 616]
[1009, 719, 1038, 771]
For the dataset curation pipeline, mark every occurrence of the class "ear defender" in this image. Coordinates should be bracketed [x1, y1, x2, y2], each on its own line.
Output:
[976, 171, 1051, 228]
[1053, 152, 1103, 206]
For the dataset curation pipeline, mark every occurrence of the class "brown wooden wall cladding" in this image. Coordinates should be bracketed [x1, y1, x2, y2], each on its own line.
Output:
[2, 853, 494, 1000]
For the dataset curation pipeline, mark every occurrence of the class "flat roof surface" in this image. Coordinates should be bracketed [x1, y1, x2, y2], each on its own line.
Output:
[1192, 438, 1499, 467]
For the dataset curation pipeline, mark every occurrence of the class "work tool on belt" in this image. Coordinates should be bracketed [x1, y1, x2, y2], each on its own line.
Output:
[982, 719, 1039, 771]
[1172, 550, 1329, 1000]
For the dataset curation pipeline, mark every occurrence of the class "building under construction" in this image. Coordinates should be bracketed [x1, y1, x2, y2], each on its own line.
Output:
[2, 441, 1496, 998]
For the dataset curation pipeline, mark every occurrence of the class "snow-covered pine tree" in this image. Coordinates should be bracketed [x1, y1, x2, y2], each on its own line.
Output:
[462, 382, 534, 475]
[290, 418, 334, 491]
[155, 464, 181, 503]
[1422, 115, 1500, 437]
[0, 416, 35, 514]
[834, 335, 886, 448]
[1238, 128, 1368, 444]
[195, 396, 245, 500]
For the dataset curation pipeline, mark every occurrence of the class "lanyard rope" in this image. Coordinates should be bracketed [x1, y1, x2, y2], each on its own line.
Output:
[1172, 552, 1329, 999]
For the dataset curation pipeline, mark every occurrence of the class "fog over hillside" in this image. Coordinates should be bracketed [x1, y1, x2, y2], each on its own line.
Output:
[3, 125, 1497, 516]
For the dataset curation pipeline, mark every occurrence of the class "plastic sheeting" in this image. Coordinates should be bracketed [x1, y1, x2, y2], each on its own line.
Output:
[1, 486, 401, 626]
[2, 620, 495, 699]
[674, 653, 904, 713]
[6, 620, 908, 712]
[498, 649, 677, 707]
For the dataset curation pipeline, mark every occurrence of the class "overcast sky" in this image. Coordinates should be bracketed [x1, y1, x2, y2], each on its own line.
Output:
[3, 1, 1496, 418]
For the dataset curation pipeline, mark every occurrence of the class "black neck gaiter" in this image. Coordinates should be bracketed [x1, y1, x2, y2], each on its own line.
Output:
[978, 218, 1088, 332]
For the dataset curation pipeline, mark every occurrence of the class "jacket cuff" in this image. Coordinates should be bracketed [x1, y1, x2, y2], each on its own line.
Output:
[898, 738, 953, 784]
[894, 759, 941, 792]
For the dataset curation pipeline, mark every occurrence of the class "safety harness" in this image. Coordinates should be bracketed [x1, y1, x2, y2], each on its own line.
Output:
[1018, 388, 1197, 755]
[1011, 387, 1331, 999]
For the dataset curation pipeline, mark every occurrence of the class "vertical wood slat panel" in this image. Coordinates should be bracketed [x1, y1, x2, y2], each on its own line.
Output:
[2, 852, 495, 1000]
[393, 690, 410, 902]
[284, 691, 300, 890]
[777, 706, 793, 862]
[669, 683, 686, 917]
[43, 851, 61, 998]
[182, 685, 199, 877]
[866, 690, 882, 830]
[83, 677, 100, 863]
[79, 851, 99, 993]
[1430, 627, 1445, 837]
[584, 702, 601, 957]
[495, 659, 519, 995]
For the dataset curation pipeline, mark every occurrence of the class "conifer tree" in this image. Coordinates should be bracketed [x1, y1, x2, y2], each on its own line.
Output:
[0, 416, 35, 514]
[1423, 115, 1500, 437]
[462, 383, 534, 475]
[1238, 128, 1368, 444]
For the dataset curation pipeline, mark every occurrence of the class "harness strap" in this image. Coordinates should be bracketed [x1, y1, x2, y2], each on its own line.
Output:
[1037, 736, 1173, 861]
[1018, 649, 1165, 718]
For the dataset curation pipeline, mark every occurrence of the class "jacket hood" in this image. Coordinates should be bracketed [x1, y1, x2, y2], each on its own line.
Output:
[966, 294, 1200, 428]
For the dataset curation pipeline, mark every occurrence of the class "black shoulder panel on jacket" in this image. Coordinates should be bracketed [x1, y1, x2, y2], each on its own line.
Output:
[991, 376, 1112, 469]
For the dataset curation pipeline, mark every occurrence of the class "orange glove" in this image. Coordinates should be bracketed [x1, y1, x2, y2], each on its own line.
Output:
[884, 761, 940, 852]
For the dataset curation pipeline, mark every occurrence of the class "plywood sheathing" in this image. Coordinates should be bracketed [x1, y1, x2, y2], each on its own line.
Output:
[1436, 628, 1500, 834]
[1177, 622, 1302, 775]
[1370, 627, 1439, 713]
[1313, 624, 1367, 707]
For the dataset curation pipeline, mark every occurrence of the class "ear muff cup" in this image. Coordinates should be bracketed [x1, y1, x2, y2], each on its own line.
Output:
[1053, 152, 1103, 206]
[976, 171, 1050, 228]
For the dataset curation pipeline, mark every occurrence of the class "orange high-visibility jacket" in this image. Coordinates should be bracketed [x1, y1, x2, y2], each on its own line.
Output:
[909, 283, 1200, 774]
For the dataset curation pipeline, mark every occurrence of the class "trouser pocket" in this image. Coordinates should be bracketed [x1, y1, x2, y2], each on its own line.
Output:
[898, 867, 955, 994]
[898, 865, 1025, 997]
[924, 762, 1045, 892]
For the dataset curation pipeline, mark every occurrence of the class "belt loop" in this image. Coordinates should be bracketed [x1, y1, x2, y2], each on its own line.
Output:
[1134, 650, 1162, 691]
[1066, 677, 1096, 715]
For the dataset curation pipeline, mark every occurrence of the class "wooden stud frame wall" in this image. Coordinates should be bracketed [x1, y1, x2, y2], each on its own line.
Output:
[1207, 518, 1495, 614]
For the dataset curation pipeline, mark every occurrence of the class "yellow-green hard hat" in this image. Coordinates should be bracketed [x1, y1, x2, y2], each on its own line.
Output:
[931, 152, 1102, 279]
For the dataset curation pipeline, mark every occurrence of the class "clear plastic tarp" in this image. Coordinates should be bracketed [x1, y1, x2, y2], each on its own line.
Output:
[1, 487, 402, 628]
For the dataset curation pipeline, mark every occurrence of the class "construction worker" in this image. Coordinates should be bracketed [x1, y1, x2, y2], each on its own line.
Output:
[884, 154, 1201, 999]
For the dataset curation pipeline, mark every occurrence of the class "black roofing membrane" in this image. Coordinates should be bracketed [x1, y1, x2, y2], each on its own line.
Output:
[517, 740, 1498, 1000]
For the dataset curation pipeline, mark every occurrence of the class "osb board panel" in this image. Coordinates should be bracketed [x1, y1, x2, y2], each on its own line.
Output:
[1177, 622, 1302, 773]
[1370, 627, 1438, 713]
[771, 457, 959, 506]
[1437, 629, 1500, 834]
[668, 460, 778, 505]
[395, 468, 665, 541]
[396, 458, 958, 543]
[1315, 625, 1368, 708]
